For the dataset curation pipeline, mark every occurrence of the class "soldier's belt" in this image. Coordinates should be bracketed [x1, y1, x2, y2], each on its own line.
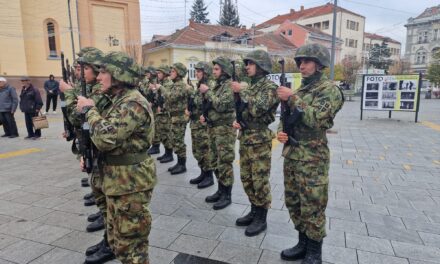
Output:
[103, 152, 148, 166]
[243, 122, 268, 130]
[169, 111, 185, 117]
[210, 118, 235, 128]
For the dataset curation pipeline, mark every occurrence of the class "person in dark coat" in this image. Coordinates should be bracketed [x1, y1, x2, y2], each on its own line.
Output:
[43, 74, 59, 114]
[19, 76, 43, 139]
[0, 77, 19, 138]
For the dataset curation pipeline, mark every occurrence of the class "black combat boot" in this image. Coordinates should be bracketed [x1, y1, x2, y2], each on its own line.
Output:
[205, 183, 222, 203]
[281, 232, 308, 261]
[147, 144, 160, 155]
[171, 157, 187, 175]
[197, 170, 214, 189]
[301, 239, 322, 264]
[81, 178, 90, 187]
[87, 211, 102, 222]
[86, 214, 105, 232]
[189, 170, 205, 184]
[84, 197, 96, 206]
[86, 233, 108, 256]
[157, 148, 170, 161]
[245, 206, 267, 236]
[213, 184, 232, 210]
[83, 192, 94, 200]
[236, 204, 257, 226]
[160, 148, 174, 163]
[85, 235, 115, 264]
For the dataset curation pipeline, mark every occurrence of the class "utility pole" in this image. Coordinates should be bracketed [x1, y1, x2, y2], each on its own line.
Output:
[67, 0, 76, 60]
[330, 0, 337, 80]
[184, 0, 187, 25]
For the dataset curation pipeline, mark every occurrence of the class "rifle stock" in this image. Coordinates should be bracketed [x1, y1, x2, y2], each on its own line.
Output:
[60, 52, 75, 141]
[231, 60, 247, 129]
[79, 62, 93, 174]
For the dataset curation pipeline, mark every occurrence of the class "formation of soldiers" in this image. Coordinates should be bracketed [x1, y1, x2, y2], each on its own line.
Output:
[59, 42, 344, 264]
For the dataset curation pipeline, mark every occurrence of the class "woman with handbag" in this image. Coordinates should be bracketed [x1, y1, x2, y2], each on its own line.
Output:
[19, 76, 43, 139]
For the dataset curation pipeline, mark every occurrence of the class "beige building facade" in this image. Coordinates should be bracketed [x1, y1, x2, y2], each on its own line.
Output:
[0, 0, 141, 81]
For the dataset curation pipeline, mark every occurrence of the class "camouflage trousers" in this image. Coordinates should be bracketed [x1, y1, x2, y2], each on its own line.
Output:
[90, 169, 107, 222]
[107, 190, 153, 264]
[239, 141, 272, 209]
[208, 125, 235, 186]
[191, 126, 211, 171]
[283, 159, 329, 241]
[170, 122, 187, 158]
[154, 113, 172, 149]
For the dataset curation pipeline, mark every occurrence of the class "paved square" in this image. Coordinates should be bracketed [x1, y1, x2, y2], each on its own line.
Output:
[0, 98, 439, 263]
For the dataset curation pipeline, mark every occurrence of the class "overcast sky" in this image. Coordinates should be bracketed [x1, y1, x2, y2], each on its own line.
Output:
[140, 0, 439, 50]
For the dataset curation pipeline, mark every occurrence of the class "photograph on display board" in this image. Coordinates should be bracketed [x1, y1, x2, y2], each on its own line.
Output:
[365, 101, 378, 108]
[399, 80, 416, 91]
[366, 83, 379, 90]
[382, 101, 395, 109]
[401, 92, 415, 100]
[400, 101, 414, 110]
[383, 82, 398, 91]
[366, 92, 379, 99]
[382, 92, 397, 99]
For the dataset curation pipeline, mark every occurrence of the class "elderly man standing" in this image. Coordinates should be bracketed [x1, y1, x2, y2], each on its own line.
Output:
[0, 77, 19, 138]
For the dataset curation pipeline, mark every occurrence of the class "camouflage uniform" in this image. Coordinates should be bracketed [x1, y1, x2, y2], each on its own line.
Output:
[154, 66, 173, 150]
[162, 63, 190, 174]
[280, 43, 344, 263]
[86, 52, 156, 264]
[188, 62, 215, 188]
[204, 57, 236, 210]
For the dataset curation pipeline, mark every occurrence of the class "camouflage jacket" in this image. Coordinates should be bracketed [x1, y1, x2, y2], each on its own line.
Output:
[280, 73, 344, 161]
[156, 78, 173, 115]
[163, 79, 190, 123]
[65, 81, 102, 128]
[239, 76, 279, 145]
[189, 79, 215, 130]
[86, 88, 157, 195]
[205, 76, 235, 127]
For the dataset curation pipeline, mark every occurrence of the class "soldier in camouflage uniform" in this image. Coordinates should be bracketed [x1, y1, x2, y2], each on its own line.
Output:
[187, 62, 214, 189]
[199, 57, 235, 210]
[138, 66, 156, 100]
[277, 43, 344, 264]
[162, 63, 190, 174]
[77, 51, 156, 264]
[61, 48, 116, 263]
[231, 50, 280, 237]
[155, 65, 174, 163]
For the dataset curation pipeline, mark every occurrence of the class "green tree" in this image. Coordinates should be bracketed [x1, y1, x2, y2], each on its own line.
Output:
[324, 64, 343, 81]
[190, 0, 210, 24]
[368, 40, 392, 72]
[426, 49, 440, 86]
[218, 0, 240, 27]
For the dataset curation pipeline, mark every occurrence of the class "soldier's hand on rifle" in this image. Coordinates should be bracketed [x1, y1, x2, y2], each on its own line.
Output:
[277, 131, 289, 144]
[199, 84, 209, 94]
[185, 109, 190, 117]
[277, 86, 293, 101]
[149, 83, 156, 91]
[80, 157, 85, 172]
[76, 96, 95, 113]
[200, 115, 206, 124]
[59, 80, 73, 92]
[232, 120, 241, 130]
[231, 81, 241, 93]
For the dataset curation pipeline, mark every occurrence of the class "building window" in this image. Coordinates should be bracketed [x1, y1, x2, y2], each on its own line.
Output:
[288, 29, 293, 36]
[305, 24, 312, 28]
[424, 31, 428, 43]
[47, 22, 57, 57]
[346, 20, 359, 31]
[346, 38, 357, 48]
[434, 29, 438, 41]
[188, 62, 196, 81]
[322, 20, 329, 29]
[313, 22, 321, 29]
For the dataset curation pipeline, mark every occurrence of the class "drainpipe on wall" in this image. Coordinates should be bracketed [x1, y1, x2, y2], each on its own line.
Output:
[75, 0, 81, 51]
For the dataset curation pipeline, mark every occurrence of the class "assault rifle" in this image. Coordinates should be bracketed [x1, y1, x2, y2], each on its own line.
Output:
[78, 60, 93, 173]
[60, 52, 75, 141]
[231, 60, 247, 129]
[279, 59, 301, 147]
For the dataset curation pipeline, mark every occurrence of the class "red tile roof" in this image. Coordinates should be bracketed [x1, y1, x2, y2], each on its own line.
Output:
[143, 21, 296, 53]
[256, 3, 364, 30]
[364, 32, 400, 45]
[416, 5, 440, 19]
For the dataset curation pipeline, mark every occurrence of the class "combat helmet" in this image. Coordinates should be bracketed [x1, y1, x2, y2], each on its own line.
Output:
[100, 51, 142, 86]
[243, 50, 272, 74]
[294, 43, 330, 68]
[194, 62, 212, 76]
[77, 47, 100, 58]
[212, 57, 233, 77]
[156, 65, 171, 75]
[77, 49, 104, 72]
[172, 63, 187, 78]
